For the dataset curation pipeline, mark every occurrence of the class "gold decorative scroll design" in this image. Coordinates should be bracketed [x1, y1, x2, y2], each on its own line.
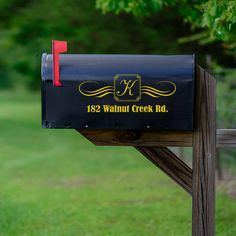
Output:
[78, 80, 176, 98]
[79, 81, 114, 98]
[141, 81, 176, 98]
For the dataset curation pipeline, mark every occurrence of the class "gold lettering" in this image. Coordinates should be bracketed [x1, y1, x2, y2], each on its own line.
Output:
[116, 79, 138, 97]
[132, 105, 153, 112]
[103, 105, 129, 112]
[155, 105, 168, 112]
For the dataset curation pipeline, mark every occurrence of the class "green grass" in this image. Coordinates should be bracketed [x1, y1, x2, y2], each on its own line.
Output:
[0, 92, 235, 236]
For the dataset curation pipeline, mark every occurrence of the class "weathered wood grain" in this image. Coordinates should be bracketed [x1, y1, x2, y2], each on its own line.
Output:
[78, 130, 192, 146]
[78, 129, 236, 148]
[216, 129, 236, 148]
[136, 147, 192, 195]
[192, 66, 216, 236]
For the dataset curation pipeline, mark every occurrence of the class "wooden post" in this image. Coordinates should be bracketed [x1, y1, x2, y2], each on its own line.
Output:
[192, 66, 216, 236]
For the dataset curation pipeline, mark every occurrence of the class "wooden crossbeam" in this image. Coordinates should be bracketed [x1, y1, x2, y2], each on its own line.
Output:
[79, 129, 236, 148]
[79, 130, 192, 147]
[217, 129, 236, 148]
[136, 147, 192, 195]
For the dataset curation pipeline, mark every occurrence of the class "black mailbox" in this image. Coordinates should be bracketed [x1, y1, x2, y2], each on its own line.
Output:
[41, 43, 195, 131]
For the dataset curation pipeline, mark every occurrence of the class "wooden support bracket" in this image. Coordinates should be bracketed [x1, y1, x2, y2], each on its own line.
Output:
[136, 147, 192, 195]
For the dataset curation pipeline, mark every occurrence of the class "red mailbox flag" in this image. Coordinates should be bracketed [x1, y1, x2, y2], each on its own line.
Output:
[52, 40, 68, 87]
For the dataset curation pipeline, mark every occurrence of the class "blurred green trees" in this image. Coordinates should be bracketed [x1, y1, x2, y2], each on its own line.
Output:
[217, 70, 236, 128]
[0, 0, 235, 90]
[97, 0, 236, 56]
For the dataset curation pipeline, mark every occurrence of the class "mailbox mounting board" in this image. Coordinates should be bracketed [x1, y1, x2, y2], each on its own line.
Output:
[41, 54, 195, 131]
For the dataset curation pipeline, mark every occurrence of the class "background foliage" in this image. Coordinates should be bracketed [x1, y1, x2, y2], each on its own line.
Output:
[0, 0, 235, 90]
[96, 0, 236, 56]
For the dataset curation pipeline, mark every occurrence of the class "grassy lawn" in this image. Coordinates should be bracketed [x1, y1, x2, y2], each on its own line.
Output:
[0, 92, 235, 236]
